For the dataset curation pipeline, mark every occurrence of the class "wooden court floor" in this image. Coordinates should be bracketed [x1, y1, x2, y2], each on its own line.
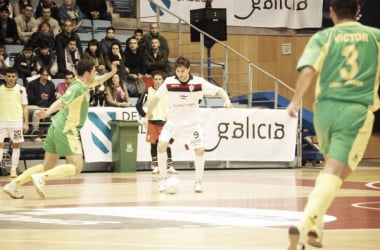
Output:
[0, 163, 379, 250]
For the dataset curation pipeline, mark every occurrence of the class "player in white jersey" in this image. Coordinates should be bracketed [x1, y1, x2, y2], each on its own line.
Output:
[0, 68, 29, 178]
[147, 56, 233, 193]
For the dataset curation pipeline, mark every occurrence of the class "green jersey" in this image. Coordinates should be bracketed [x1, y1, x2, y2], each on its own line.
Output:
[297, 21, 380, 112]
[51, 78, 89, 132]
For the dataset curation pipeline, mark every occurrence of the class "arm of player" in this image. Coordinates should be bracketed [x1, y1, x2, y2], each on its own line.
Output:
[216, 88, 233, 108]
[146, 94, 160, 120]
[34, 98, 65, 119]
[287, 66, 316, 118]
[92, 61, 119, 88]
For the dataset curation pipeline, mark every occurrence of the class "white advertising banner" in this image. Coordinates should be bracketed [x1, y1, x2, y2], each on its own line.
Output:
[81, 107, 298, 163]
[140, 0, 323, 29]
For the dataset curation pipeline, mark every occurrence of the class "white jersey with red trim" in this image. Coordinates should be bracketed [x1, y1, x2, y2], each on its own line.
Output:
[155, 75, 219, 127]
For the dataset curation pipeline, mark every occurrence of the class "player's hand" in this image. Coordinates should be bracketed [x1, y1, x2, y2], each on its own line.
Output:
[141, 117, 148, 128]
[111, 61, 119, 73]
[224, 101, 233, 109]
[287, 102, 299, 118]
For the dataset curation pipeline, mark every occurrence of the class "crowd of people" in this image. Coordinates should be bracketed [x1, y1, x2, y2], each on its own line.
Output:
[0, 1, 178, 177]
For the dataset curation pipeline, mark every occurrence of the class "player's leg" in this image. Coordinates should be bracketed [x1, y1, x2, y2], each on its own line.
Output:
[166, 145, 177, 174]
[31, 126, 82, 198]
[150, 143, 159, 173]
[9, 127, 25, 178]
[193, 147, 205, 193]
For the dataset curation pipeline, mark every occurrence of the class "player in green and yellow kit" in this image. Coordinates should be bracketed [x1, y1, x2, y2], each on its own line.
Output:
[3, 60, 118, 199]
[287, 0, 380, 249]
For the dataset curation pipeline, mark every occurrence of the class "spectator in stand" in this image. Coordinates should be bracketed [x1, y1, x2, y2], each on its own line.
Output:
[76, 0, 112, 21]
[55, 19, 83, 76]
[58, 0, 85, 33]
[35, 0, 60, 21]
[0, 0, 13, 18]
[0, 5, 18, 44]
[13, 0, 31, 17]
[14, 45, 37, 85]
[83, 39, 107, 75]
[55, 70, 73, 97]
[35, 42, 58, 77]
[144, 38, 170, 76]
[143, 23, 169, 54]
[106, 42, 129, 84]
[14, 4, 38, 45]
[124, 36, 146, 80]
[105, 73, 131, 107]
[0, 44, 10, 77]
[57, 37, 81, 77]
[36, 5, 61, 37]
[29, 21, 56, 50]
[100, 26, 121, 61]
[133, 28, 145, 49]
[26, 67, 57, 141]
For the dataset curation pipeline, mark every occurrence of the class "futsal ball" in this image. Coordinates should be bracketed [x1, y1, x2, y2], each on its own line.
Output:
[165, 176, 180, 194]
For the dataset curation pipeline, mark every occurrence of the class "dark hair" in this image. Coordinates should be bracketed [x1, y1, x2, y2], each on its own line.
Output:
[64, 70, 74, 78]
[330, 0, 359, 19]
[38, 66, 50, 75]
[175, 56, 190, 69]
[106, 26, 115, 32]
[5, 67, 18, 75]
[37, 20, 52, 32]
[23, 45, 33, 52]
[151, 70, 165, 79]
[134, 28, 143, 35]
[76, 59, 95, 76]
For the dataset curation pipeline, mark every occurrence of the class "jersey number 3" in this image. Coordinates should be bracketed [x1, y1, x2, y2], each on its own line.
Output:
[339, 45, 359, 80]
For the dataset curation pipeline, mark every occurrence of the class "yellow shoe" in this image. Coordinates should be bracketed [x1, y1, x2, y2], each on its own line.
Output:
[10, 170, 17, 178]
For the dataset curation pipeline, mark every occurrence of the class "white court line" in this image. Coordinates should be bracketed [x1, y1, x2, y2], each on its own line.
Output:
[352, 202, 380, 211]
[365, 181, 380, 190]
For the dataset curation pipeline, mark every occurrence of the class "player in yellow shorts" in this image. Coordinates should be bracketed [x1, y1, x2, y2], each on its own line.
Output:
[286, 0, 380, 249]
[3, 60, 118, 199]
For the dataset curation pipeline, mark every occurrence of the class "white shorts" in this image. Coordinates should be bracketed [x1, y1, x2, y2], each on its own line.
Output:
[0, 127, 24, 143]
[159, 122, 204, 150]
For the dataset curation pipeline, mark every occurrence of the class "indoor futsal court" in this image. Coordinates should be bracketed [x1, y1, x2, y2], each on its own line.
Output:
[1, 162, 379, 250]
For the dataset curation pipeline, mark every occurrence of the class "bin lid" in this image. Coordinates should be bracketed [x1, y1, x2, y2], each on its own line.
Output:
[108, 120, 140, 127]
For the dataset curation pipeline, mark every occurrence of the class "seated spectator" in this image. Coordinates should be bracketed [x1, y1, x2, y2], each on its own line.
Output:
[14, 45, 37, 85]
[35, 0, 60, 21]
[55, 70, 73, 97]
[12, 0, 31, 17]
[26, 67, 57, 141]
[77, 0, 112, 21]
[124, 37, 146, 79]
[58, 0, 85, 32]
[144, 38, 170, 76]
[0, 43, 10, 77]
[0, 0, 13, 18]
[133, 28, 145, 49]
[36, 4, 61, 37]
[57, 37, 81, 77]
[106, 42, 129, 83]
[143, 22, 169, 54]
[83, 39, 107, 75]
[100, 26, 120, 61]
[34, 42, 58, 77]
[28, 21, 56, 50]
[14, 4, 38, 45]
[105, 73, 131, 107]
[55, 19, 83, 76]
[0, 5, 18, 44]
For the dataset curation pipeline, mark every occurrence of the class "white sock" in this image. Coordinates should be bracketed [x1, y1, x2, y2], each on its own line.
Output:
[11, 148, 20, 171]
[158, 152, 167, 179]
[194, 154, 205, 182]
